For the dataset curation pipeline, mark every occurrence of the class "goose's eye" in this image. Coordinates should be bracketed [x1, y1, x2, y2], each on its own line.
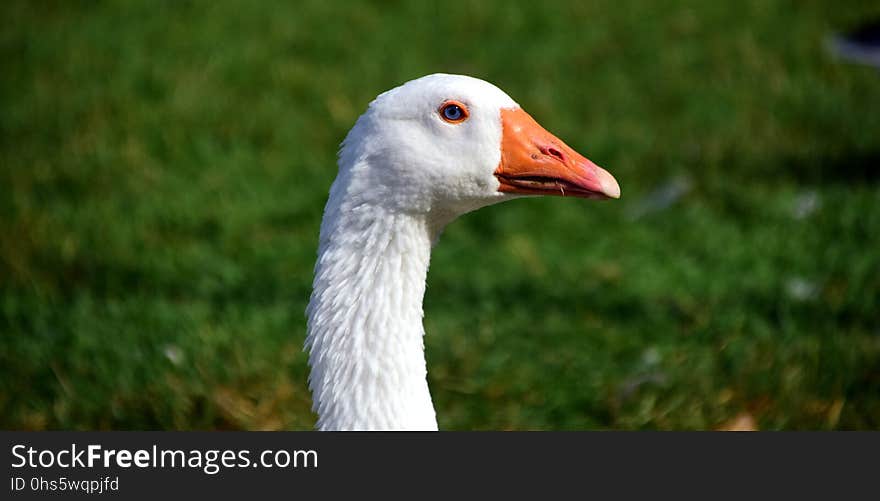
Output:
[439, 101, 469, 123]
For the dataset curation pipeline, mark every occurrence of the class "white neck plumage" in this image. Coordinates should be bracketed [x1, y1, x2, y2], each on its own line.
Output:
[305, 174, 441, 430]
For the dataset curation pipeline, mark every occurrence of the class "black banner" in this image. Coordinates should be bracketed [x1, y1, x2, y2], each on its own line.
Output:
[2, 432, 876, 499]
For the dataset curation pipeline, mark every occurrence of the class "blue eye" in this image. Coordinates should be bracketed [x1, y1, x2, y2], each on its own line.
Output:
[439, 101, 468, 123]
[444, 105, 462, 120]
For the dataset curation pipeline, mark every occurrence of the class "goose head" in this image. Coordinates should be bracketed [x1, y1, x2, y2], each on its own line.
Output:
[337, 73, 620, 221]
[309, 74, 622, 430]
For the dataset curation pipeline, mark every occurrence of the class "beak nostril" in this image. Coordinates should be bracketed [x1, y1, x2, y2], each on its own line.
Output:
[541, 146, 566, 163]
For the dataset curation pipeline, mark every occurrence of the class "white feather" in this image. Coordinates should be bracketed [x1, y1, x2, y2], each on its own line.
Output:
[305, 74, 520, 430]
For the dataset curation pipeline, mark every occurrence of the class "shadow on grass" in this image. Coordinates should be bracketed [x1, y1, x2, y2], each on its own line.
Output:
[769, 148, 880, 186]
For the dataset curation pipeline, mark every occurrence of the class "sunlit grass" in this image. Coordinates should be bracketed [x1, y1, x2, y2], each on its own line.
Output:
[1, 0, 878, 429]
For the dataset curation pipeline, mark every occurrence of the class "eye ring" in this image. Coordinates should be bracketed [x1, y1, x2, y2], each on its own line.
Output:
[438, 100, 469, 123]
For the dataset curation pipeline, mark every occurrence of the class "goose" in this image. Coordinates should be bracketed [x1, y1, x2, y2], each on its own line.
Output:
[305, 74, 620, 430]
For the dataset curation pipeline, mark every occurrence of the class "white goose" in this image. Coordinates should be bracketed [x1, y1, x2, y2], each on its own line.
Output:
[305, 74, 620, 430]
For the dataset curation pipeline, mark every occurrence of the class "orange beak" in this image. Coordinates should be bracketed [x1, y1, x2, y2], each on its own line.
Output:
[494, 108, 620, 200]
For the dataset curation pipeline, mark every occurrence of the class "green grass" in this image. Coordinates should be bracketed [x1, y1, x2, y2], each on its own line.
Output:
[2, 0, 879, 430]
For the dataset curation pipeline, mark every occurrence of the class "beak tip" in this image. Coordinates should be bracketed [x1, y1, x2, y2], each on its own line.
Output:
[600, 175, 621, 199]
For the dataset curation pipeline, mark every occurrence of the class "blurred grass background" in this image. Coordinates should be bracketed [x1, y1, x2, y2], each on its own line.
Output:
[2, 0, 879, 430]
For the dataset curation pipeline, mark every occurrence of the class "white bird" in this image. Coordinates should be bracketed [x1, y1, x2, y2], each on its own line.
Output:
[305, 74, 620, 431]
